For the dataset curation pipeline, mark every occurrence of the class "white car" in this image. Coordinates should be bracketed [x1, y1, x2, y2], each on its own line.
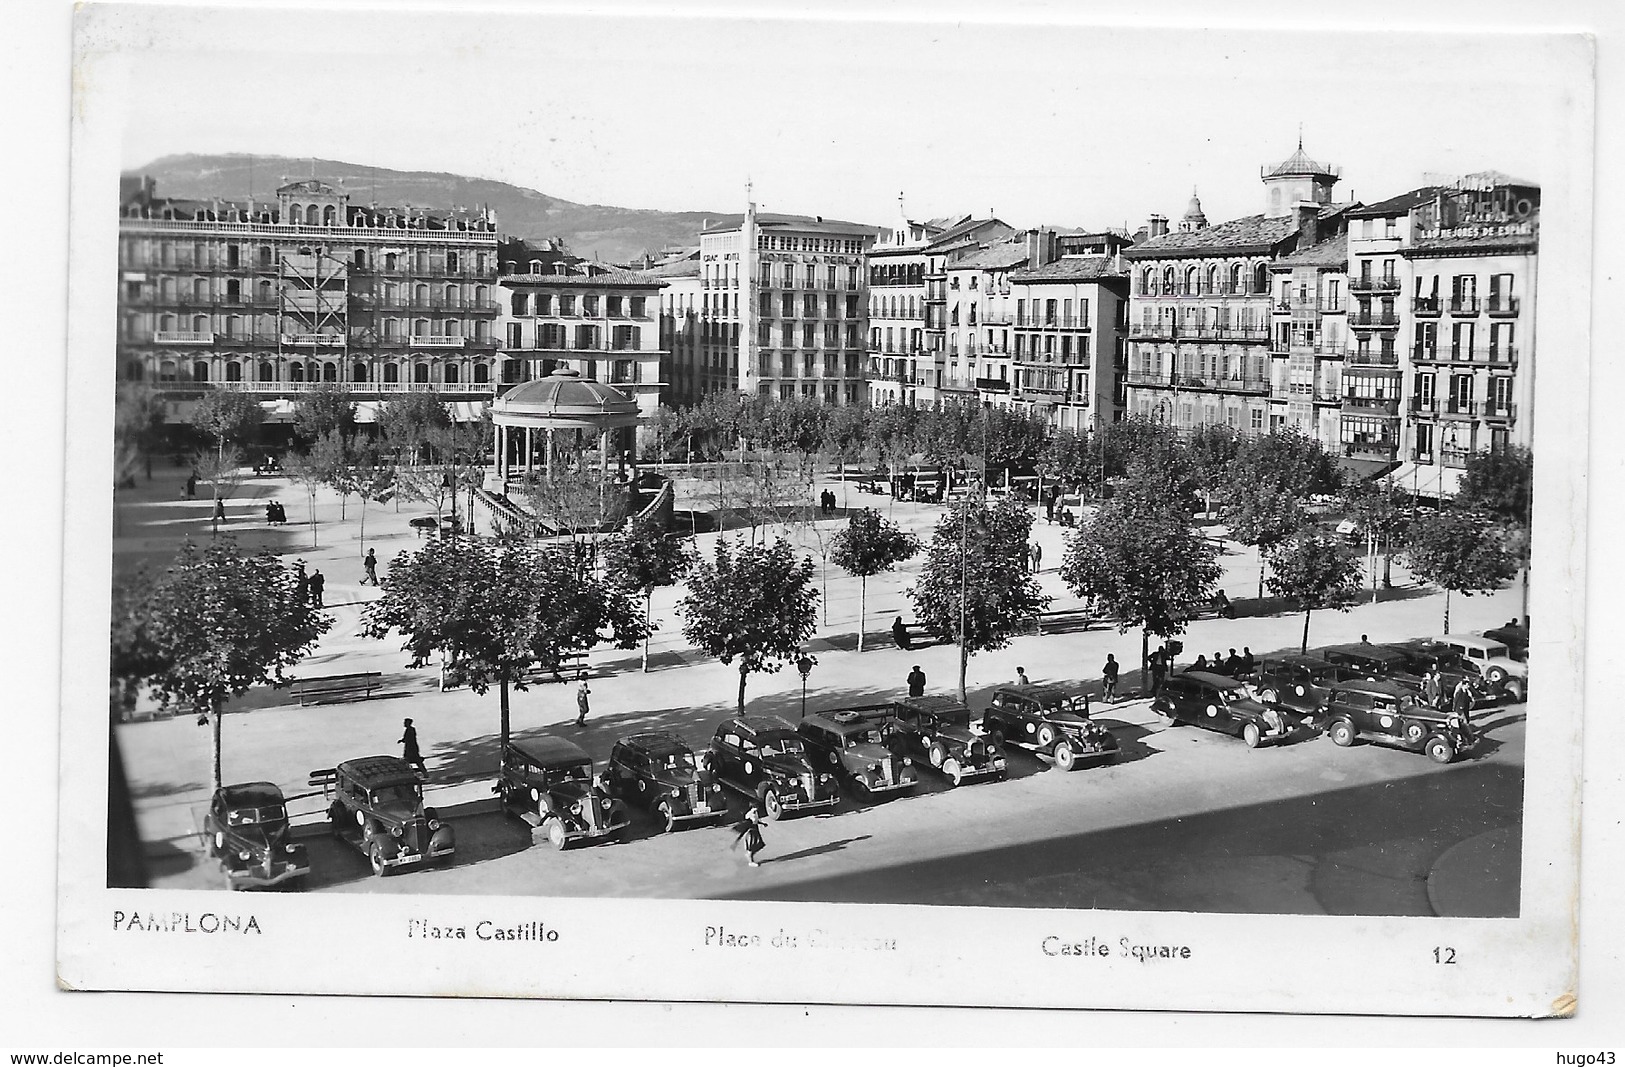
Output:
[1431, 634, 1528, 703]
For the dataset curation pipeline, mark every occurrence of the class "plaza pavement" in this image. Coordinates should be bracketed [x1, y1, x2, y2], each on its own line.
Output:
[112, 463, 1525, 913]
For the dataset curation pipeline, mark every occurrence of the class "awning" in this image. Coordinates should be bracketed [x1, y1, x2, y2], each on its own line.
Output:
[1336, 456, 1401, 482]
[1383, 461, 1463, 500]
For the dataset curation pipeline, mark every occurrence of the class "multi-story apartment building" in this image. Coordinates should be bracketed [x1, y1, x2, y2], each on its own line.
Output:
[918, 217, 1017, 407]
[866, 201, 949, 408]
[647, 249, 704, 406]
[945, 236, 1030, 405]
[1120, 146, 1345, 434]
[698, 197, 875, 405]
[117, 177, 501, 422]
[1268, 227, 1352, 448]
[492, 261, 667, 454]
[1397, 175, 1538, 497]
[1007, 232, 1132, 432]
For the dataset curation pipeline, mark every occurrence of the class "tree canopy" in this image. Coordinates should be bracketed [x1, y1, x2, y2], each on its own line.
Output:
[1455, 445, 1533, 527]
[678, 537, 819, 712]
[1402, 508, 1521, 631]
[292, 381, 357, 444]
[601, 516, 694, 671]
[1265, 529, 1365, 652]
[829, 508, 920, 651]
[377, 392, 453, 463]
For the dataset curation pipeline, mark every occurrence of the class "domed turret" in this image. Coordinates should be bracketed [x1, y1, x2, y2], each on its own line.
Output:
[1179, 188, 1208, 232]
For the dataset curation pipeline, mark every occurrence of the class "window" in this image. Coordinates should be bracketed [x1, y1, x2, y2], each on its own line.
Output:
[414, 363, 430, 384]
[512, 293, 529, 316]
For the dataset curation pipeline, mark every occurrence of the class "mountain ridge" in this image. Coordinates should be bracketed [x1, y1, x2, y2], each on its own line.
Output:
[124, 153, 735, 265]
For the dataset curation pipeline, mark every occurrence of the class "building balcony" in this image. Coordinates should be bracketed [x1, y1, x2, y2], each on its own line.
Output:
[975, 377, 1011, 393]
[1350, 277, 1402, 293]
[1015, 354, 1091, 370]
[981, 310, 1012, 325]
[280, 333, 346, 347]
[1486, 296, 1521, 317]
[1015, 313, 1089, 329]
[407, 335, 469, 348]
[1448, 297, 1480, 316]
[1482, 401, 1519, 421]
[1441, 448, 1473, 469]
[1413, 296, 1442, 317]
[151, 330, 215, 344]
[1341, 394, 1401, 416]
[1412, 345, 1519, 367]
[1350, 313, 1401, 329]
[200, 381, 497, 396]
[1343, 439, 1399, 460]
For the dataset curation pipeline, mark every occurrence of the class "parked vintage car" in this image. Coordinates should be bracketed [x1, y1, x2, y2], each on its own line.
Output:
[880, 696, 1007, 785]
[1151, 671, 1300, 747]
[202, 782, 309, 890]
[605, 731, 729, 832]
[978, 684, 1118, 771]
[316, 756, 455, 876]
[708, 716, 841, 820]
[1481, 622, 1529, 663]
[1431, 633, 1528, 702]
[1378, 640, 1500, 707]
[797, 710, 918, 797]
[1317, 678, 1479, 764]
[498, 734, 630, 849]
[1248, 653, 1346, 715]
[1314, 643, 1426, 688]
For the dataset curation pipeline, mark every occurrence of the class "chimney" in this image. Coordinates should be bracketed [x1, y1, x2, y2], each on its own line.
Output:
[1148, 214, 1169, 239]
[1295, 202, 1319, 246]
[1025, 228, 1042, 267]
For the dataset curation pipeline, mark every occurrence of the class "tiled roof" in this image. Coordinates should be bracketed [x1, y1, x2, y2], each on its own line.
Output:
[1407, 232, 1538, 256]
[1120, 214, 1299, 259]
[1274, 232, 1347, 269]
[927, 217, 1008, 251]
[1346, 187, 1446, 219]
[703, 212, 878, 236]
[643, 258, 701, 278]
[498, 269, 667, 289]
[1010, 256, 1126, 283]
[1265, 146, 1339, 178]
[948, 239, 1028, 271]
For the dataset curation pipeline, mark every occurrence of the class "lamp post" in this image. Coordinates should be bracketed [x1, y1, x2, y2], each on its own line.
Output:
[796, 653, 816, 718]
[957, 402, 991, 705]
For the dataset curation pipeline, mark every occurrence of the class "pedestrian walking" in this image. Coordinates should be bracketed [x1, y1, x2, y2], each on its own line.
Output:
[308, 569, 325, 608]
[361, 548, 379, 586]
[1030, 543, 1043, 572]
[398, 718, 426, 773]
[575, 678, 592, 726]
[892, 615, 914, 651]
[1451, 677, 1475, 717]
[1045, 491, 1056, 524]
[1423, 667, 1443, 709]
[1102, 654, 1119, 702]
[1015, 666, 1030, 687]
[732, 802, 767, 867]
[213, 497, 226, 523]
[1150, 648, 1168, 696]
[906, 664, 926, 698]
[295, 560, 309, 605]
[185, 471, 198, 499]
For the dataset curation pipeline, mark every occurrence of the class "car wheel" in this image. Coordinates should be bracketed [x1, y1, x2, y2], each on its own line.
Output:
[1426, 735, 1456, 764]
[1035, 724, 1057, 748]
[545, 818, 568, 850]
[1486, 666, 1507, 685]
[927, 743, 947, 769]
[1053, 741, 1077, 772]
[1404, 721, 1427, 745]
[942, 758, 964, 786]
[1503, 679, 1525, 704]
[985, 725, 1005, 748]
[1242, 722, 1262, 749]
[761, 787, 785, 821]
[1329, 720, 1356, 747]
[367, 839, 388, 877]
[1258, 688, 1279, 706]
[655, 800, 676, 834]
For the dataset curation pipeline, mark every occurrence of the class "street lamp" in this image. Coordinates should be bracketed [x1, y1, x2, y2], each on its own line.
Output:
[796, 652, 817, 718]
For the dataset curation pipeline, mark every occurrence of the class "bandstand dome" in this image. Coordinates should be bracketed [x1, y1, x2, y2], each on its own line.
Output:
[491, 368, 640, 429]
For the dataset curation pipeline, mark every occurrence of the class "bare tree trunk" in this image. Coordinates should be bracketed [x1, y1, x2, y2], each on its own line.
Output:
[359, 499, 368, 558]
[1141, 630, 1150, 698]
[641, 587, 652, 673]
[958, 636, 969, 707]
[737, 664, 748, 713]
[500, 676, 511, 751]
[1257, 553, 1265, 600]
[857, 574, 867, 652]
[309, 490, 319, 548]
[211, 701, 223, 793]
[1443, 588, 1452, 633]
[1301, 609, 1312, 653]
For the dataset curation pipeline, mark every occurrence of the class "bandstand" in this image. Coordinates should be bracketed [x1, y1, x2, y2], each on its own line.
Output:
[487, 369, 641, 490]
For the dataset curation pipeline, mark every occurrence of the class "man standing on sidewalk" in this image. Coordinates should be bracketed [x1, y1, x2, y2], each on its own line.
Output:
[308, 568, 325, 608]
[361, 548, 379, 586]
[1102, 654, 1119, 703]
[1030, 542, 1043, 573]
[906, 665, 926, 698]
[575, 678, 592, 727]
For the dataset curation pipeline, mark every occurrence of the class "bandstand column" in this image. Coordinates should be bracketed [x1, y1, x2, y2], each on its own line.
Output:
[525, 427, 535, 477]
[545, 428, 555, 480]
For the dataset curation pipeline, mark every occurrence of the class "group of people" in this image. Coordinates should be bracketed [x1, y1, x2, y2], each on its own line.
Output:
[817, 489, 839, 516]
[1184, 647, 1258, 678]
[263, 500, 288, 525]
[295, 563, 326, 609]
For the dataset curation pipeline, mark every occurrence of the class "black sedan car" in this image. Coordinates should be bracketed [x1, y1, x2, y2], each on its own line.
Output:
[1249, 653, 1345, 715]
[882, 696, 1007, 786]
[202, 782, 310, 890]
[1317, 679, 1479, 764]
[315, 756, 455, 876]
[708, 716, 841, 820]
[978, 685, 1118, 771]
[1152, 671, 1301, 748]
[498, 735, 630, 849]
[605, 731, 729, 832]
[797, 711, 918, 797]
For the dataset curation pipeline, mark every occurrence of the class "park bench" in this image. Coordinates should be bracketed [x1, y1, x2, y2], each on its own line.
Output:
[1031, 607, 1097, 635]
[891, 620, 943, 651]
[292, 672, 383, 706]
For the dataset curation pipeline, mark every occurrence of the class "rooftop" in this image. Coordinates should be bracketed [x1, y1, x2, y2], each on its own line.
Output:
[1010, 255, 1126, 283]
[948, 238, 1029, 271]
[1346, 186, 1448, 220]
[702, 211, 879, 237]
[497, 269, 666, 289]
[1121, 213, 1299, 259]
[1274, 232, 1348, 269]
[926, 217, 1009, 251]
[1263, 143, 1341, 179]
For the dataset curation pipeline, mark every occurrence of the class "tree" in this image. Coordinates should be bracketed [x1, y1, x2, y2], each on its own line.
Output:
[1341, 478, 1410, 594]
[1455, 445, 1533, 526]
[192, 444, 247, 537]
[1059, 483, 1222, 687]
[111, 538, 331, 790]
[1222, 484, 1306, 599]
[114, 383, 166, 486]
[377, 392, 452, 465]
[678, 537, 820, 712]
[1185, 424, 1242, 515]
[908, 497, 1049, 703]
[519, 469, 623, 542]
[364, 537, 646, 753]
[312, 430, 357, 520]
[600, 516, 694, 671]
[189, 390, 262, 535]
[285, 444, 341, 548]
[1036, 428, 1091, 498]
[351, 443, 397, 558]
[829, 509, 920, 651]
[1265, 530, 1365, 652]
[292, 381, 357, 445]
[1403, 508, 1520, 632]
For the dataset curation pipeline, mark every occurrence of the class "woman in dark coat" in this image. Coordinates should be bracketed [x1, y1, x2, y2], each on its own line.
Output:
[733, 802, 766, 868]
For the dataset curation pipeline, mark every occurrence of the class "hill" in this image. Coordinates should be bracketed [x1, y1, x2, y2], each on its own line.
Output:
[123, 153, 728, 265]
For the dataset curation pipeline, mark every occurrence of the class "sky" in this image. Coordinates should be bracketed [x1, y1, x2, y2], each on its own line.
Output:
[87, 4, 1589, 232]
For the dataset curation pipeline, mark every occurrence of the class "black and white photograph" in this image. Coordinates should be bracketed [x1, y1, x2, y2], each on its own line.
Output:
[48, 0, 1599, 1021]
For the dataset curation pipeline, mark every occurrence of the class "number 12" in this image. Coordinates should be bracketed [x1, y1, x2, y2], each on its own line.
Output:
[1433, 947, 1457, 964]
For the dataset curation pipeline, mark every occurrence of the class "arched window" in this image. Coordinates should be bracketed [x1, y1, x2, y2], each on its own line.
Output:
[258, 279, 273, 301]
[383, 362, 399, 384]
[1142, 268, 1155, 295]
[414, 363, 430, 384]
[1229, 264, 1242, 293]
[444, 284, 458, 305]
[289, 205, 303, 225]
[413, 318, 429, 338]
[225, 361, 241, 382]
[193, 314, 208, 332]
[444, 363, 460, 384]
[258, 361, 274, 382]
[1253, 263, 1268, 294]
[1163, 267, 1176, 294]
[289, 363, 305, 382]
[126, 360, 144, 381]
[1184, 267, 1198, 294]
[158, 360, 177, 382]
[415, 284, 429, 305]
[446, 320, 462, 337]
[258, 246, 273, 268]
[385, 253, 397, 270]
[1207, 266, 1219, 294]
[323, 205, 337, 226]
[475, 285, 488, 305]
[352, 361, 368, 382]
[319, 362, 334, 382]
[353, 248, 367, 268]
[193, 280, 208, 302]
[473, 362, 489, 384]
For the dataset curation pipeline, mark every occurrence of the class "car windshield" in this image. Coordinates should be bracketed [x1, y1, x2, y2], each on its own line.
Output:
[369, 784, 420, 807]
[226, 805, 286, 826]
[844, 729, 884, 747]
[1480, 642, 1510, 659]
[658, 752, 696, 773]
[758, 736, 804, 758]
[554, 763, 593, 784]
[1218, 687, 1247, 704]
